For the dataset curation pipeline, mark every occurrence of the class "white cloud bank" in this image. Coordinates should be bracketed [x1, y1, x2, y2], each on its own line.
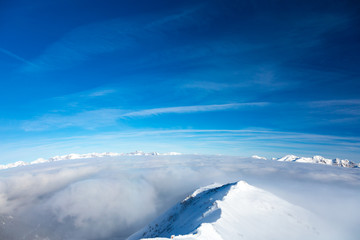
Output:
[0, 154, 359, 240]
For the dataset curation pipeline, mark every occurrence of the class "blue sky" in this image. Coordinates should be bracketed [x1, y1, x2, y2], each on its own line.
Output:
[0, 0, 359, 163]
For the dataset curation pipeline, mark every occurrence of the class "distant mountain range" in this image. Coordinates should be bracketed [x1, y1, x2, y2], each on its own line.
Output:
[0, 151, 181, 170]
[1, 152, 358, 170]
[251, 154, 359, 168]
[277, 155, 360, 168]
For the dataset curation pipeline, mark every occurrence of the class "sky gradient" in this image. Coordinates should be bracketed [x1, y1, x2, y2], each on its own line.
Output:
[1, 0, 359, 163]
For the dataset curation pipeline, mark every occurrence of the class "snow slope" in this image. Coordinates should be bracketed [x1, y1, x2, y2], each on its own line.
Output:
[128, 181, 323, 240]
[277, 155, 359, 168]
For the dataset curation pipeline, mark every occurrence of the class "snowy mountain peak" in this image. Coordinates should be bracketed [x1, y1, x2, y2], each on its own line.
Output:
[277, 154, 299, 162]
[0, 161, 28, 170]
[128, 181, 323, 240]
[184, 183, 223, 201]
[251, 155, 267, 160]
[275, 155, 359, 168]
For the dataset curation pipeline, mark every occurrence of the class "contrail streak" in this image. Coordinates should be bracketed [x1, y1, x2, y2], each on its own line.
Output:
[0, 47, 38, 68]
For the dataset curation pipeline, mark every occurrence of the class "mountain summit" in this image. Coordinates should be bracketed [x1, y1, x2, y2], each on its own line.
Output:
[128, 181, 323, 240]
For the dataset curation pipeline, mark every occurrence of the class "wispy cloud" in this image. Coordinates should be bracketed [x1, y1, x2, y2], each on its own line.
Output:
[0, 47, 38, 68]
[22, 7, 205, 72]
[305, 99, 360, 117]
[87, 89, 117, 97]
[182, 81, 245, 91]
[22, 19, 139, 72]
[146, 6, 202, 31]
[22, 109, 124, 131]
[2, 128, 360, 165]
[22, 102, 268, 131]
[122, 102, 268, 118]
[308, 99, 360, 107]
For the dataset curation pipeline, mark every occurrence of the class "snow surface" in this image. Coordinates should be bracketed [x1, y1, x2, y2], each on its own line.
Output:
[128, 181, 323, 240]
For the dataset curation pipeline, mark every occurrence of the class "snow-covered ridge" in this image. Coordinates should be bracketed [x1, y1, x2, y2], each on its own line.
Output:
[128, 181, 323, 240]
[0, 151, 182, 170]
[251, 155, 267, 160]
[276, 155, 359, 168]
[250, 154, 359, 168]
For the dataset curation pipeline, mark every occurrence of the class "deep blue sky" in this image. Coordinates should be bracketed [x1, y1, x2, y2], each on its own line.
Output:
[1, 0, 359, 163]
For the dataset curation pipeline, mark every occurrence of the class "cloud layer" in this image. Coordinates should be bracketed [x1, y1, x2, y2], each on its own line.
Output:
[0, 155, 359, 240]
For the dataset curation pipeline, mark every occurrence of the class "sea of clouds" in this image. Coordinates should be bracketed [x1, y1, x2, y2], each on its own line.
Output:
[0, 155, 359, 240]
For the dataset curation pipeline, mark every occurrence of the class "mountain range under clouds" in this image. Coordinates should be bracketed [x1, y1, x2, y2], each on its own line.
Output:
[1, 151, 358, 170]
